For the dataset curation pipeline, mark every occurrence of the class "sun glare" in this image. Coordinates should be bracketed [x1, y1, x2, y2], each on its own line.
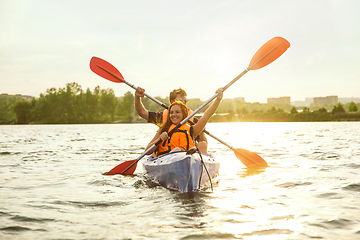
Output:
[204, 122, 309, 238]
[208, 183, 307, 239]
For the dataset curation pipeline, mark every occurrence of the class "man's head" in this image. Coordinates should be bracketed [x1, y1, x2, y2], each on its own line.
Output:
[169, 88, 188, 104]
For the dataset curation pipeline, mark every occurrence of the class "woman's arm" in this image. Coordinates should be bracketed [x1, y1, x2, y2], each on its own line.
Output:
[145, 130, 168, 154]
[192, 88, 223, 137]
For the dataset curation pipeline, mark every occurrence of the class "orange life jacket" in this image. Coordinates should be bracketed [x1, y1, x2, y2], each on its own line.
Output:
[157, 123, 195, 156]
[162, 108, 194, 123]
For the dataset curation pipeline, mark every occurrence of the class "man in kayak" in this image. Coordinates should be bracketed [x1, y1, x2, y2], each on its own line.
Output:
[135, 87, 209, 154]
[145, 88, 223, 156]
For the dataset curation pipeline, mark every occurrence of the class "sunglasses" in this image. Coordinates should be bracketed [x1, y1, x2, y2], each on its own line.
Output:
[175, 97, 188, 103]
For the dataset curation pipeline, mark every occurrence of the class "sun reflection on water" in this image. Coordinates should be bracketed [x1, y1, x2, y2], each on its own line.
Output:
[204, 123, 315, 238]
[208, 185, 308, 239]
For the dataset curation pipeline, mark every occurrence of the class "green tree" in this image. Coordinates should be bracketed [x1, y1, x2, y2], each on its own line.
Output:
[332, 103, 345, 115]
[33, 83, 83, 123]
[100, 88, 117, 122]
[290, 107, 298, 114]
[118, 91, 135, 122]
[84, 87, 100, 122]
[317, 107, 327, 113]
[348, 101, 359, 112]
[33, 89, 56, 123]
[33, 83, 119, 123]
[0, 96, 17, 123]
[268, 106, 277, 114]
[303, 107, 310, 112]
[14, 100, 33, 123]
[62, 82, 83, 123]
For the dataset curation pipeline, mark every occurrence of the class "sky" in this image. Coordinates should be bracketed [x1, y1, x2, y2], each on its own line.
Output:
[1, 0, 359, 103]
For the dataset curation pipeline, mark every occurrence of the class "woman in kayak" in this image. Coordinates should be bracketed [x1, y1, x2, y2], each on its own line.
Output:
[135, 86, 208, 153]
[145, 88, 223, 157]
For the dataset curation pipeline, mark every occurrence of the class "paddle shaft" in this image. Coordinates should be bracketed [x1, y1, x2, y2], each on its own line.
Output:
[97, 65, 168, 109]
[223, 69, 249, 91]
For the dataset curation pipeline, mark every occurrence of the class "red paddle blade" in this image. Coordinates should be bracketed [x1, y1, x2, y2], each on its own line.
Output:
[248, 36, 290, 71]
[90, 56, 125, 83]
[105, 160, 138, 175]
[233, 148, 268, 168]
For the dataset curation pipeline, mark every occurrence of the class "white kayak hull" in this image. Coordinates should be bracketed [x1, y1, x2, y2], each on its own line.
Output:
[143, 151, 220, 193]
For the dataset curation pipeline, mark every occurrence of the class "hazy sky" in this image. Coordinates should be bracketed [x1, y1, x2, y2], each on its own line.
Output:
[1, 0, 359, 103]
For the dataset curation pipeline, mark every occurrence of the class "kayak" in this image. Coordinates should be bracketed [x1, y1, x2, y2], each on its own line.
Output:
[142, 151, 220, 193]
[143, 151, 220, 193]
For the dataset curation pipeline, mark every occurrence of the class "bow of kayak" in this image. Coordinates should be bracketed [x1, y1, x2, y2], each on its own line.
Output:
[143, 151, 220, 193]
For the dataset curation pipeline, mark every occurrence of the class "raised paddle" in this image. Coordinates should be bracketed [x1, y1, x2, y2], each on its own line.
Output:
[90, 58, 267, 168]
[90, 57, 168, 109]
[95, 37, 290, 174]
[91, 37, 290, 172]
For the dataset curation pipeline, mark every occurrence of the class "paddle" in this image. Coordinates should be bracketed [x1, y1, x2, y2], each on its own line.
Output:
[90, 57, 268, 168]
[91, 37, 289, 172]
[202, 131, 267, 168]
[90, 57, 168, 109]
[93, 36, 290, 174]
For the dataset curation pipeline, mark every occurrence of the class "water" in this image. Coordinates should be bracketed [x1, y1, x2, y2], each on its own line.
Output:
[1, 122, 359, 239]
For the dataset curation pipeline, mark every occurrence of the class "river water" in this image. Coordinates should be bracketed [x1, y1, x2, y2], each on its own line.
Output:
[1, 122, 359, 239]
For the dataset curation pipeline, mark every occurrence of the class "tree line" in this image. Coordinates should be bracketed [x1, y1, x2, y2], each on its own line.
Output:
[210, 103, 360, 122]
[1, 82, 167, 124]
[1, 82, 359, 124]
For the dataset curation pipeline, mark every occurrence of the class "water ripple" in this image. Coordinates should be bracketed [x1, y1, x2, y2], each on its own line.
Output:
[315, 152, 341, 160]
[342, 183, 360, 192]
[51, 200, 129, 208]
[10, 215, 56, 223]
[276, 181, 313, 188]
[0, 226, 33, 232]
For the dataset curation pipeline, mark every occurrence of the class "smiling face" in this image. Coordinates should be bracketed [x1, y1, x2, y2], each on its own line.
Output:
[169, 104, 183, 124]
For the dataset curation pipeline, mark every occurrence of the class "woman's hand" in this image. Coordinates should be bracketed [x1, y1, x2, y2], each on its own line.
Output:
[216, 87, 223, 101]
[160, 132, 168, 141]
[145, 131, 168, 153]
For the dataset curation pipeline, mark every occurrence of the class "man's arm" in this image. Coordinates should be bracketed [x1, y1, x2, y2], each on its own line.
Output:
[196, 132, 208, 143]
[134, 87, 149, 121]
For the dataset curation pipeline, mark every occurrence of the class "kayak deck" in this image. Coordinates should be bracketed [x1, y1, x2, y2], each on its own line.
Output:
[143, 151, 220, 193]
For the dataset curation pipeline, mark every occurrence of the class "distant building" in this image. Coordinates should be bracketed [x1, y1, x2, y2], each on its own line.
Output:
[313, 95, 338, 107]
[234, 97, 245, 102]
[267, 96, 291, 105]
[291, 101, 304, 107]
[1, 93, 35, 101]
[338, 97, 360, 104]
[305, 97, 314, 105]
[291, 98, 313, 107]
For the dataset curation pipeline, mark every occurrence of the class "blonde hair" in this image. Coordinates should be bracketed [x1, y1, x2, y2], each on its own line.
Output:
[169, 88, 187, 102]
